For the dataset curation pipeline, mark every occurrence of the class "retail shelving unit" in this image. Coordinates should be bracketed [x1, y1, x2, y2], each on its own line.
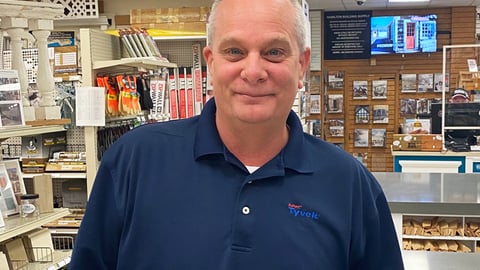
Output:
[79, 28, 178, 197]
[0, 126, 66, 142]
[0, 208, 71, 270]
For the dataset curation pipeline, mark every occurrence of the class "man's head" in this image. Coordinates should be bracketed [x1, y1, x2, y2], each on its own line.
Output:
[203, 0, 311, 126]
[207, 0, 307, 53]
[449, 88, 470, 103]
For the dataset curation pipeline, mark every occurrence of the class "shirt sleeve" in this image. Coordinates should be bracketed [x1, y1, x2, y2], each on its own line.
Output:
[350, 168, 405, 270]
[69, 162, 122, 270]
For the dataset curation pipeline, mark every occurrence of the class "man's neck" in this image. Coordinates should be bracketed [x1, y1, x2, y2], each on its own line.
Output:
[216, 118, 289, 167]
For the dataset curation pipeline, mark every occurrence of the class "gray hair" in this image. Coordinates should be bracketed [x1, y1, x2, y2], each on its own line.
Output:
[207, 0, 307, 52]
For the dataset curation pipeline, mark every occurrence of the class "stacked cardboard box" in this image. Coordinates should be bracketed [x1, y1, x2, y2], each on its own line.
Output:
[130, 7, 210, 34]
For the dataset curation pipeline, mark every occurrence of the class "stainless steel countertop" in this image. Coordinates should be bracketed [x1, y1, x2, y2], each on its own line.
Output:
[372, 173, 480, 269]
[402, 251, 480, 270]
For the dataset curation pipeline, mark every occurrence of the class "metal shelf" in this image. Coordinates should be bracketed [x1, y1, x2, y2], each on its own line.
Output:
[23, 172, 86, 179]
[152, 35, 206, 41]
[0, 125, 66, 142]
[0, 208, 70, 243]
[93, 57, 177, 70]
[25, 249, 72, 270]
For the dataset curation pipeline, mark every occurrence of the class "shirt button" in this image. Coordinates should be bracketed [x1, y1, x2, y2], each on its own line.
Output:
[242, 206, 250, 215]
[247, 181, 253, 184]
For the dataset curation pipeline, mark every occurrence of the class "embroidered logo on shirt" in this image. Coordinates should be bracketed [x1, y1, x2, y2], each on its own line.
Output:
[288, 203, 319, 220]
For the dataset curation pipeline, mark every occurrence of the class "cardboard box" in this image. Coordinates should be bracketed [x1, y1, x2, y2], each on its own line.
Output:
[130, 7, 210, 24]
[22, 228, 54, 262]
[21, 158, 48, 173]
[392, 134, 443, 151]
[32, 174, 54, 214]
[132, 22, 207, 34]
[1, 237, 28, 269]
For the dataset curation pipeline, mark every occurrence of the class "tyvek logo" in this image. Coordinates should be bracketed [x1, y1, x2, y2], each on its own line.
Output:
[288, 203, 319, 220]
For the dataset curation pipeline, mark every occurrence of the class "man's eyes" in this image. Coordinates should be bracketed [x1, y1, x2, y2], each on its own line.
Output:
[266, 49, 283, 56]
[222, 47, 286, 61]
[226, 48, 243, 55]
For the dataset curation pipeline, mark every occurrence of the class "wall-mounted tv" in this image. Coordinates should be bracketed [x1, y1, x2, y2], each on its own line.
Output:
[371, 14, 437, 55]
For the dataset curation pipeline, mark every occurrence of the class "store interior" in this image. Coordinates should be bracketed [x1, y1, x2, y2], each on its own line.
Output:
[0, 0, 479, 269]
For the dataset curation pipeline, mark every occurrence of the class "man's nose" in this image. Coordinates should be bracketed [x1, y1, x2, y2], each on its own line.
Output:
[240, 53, 268, 84]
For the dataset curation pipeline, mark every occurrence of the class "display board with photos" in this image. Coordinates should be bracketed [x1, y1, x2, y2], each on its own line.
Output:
[323, 72, 438, 170]
[398, 72, 447, 137]
[332, 74, 397, 170]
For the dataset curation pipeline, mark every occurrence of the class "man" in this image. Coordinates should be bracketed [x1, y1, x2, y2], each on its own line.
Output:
[449, 88, 470, 103]
[69, 0, 404, 269]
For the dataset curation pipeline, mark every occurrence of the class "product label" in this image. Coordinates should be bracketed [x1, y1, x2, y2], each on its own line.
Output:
[22, 203, 36, 214]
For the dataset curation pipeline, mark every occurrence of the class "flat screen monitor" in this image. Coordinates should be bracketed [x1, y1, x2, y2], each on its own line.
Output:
[430, 102, 480, 141]
[445, 102, 480, 127]
[371, 14, 437, 55]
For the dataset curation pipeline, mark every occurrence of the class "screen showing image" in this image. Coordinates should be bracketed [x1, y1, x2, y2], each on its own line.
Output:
[371, 14, 437, 55]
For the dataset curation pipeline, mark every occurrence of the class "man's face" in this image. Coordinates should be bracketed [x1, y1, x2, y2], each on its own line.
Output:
[449, 95, 469, 103]
[203, 0, 310, 125]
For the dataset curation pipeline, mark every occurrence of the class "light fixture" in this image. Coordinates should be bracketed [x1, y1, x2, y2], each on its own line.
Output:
[389, 0, 430, 2]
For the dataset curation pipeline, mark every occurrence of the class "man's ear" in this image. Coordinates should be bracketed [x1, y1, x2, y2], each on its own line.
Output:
[298, 47, 311, 89]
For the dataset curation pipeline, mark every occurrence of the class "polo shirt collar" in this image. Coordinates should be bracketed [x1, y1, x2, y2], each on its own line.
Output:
[194, 98, 314, 174]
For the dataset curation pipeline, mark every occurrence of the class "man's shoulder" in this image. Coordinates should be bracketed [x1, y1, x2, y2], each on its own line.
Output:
[127, 117, 199, 139]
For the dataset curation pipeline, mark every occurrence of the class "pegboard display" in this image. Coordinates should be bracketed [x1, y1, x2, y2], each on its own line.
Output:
[66, 126, 86, 152]
[3, 48, 39, 83]
[1, 127, 85, 159]
[36, 0, 99, 18]
[155, 39, 207, 67]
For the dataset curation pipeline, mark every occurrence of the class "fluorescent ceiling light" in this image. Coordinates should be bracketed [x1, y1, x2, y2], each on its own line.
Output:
[389, 0, 430, 2]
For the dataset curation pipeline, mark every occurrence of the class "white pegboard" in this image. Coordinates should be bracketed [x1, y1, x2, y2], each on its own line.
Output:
[155, 39, 207, 67]
[36, 0, 99, 19]
[3, 48, 39, 83]
[66, 126, 86, 151]
[1, 127, 85, 159]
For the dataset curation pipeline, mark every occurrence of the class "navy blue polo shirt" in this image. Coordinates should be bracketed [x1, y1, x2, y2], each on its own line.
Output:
[70, 98, 404, 270]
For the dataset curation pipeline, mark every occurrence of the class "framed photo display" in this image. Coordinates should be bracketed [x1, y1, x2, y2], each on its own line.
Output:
[0, 70, 25, 127]
[401, 73, 417, 93]
[328, 119, 344, 137]
[309, 94, 321, 114]
[0, 163, 19, 216]
[371, 129, 386, 147]
[354, 128, 369, 147]
[2, 159, 26, 205]
[372, 80, 387, 99]
[418, 73, 434, 92]
[353, 80, 368, 99]
[434, 73, 449, 92]
[327, 94, 343, 113]
[327, 71, 344, 89]
[373, 105, 389, 124]
[355, 105, 370, 124]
